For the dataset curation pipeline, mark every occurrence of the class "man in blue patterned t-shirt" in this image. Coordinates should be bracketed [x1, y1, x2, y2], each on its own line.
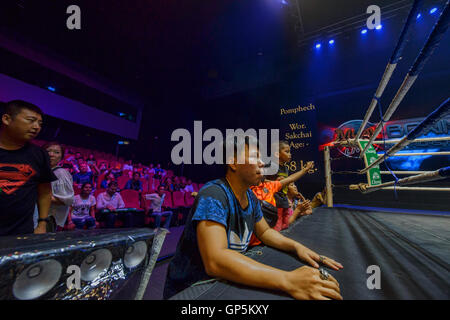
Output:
[164, 136, 343, 300]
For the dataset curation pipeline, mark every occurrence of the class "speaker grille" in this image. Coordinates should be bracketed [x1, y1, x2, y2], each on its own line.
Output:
[13, 259, 62, 300]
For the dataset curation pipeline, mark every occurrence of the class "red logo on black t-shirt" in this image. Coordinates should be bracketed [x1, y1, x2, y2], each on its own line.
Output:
[0, 164, 36, 195]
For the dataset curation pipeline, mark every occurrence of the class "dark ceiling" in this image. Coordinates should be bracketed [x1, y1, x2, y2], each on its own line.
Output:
[0, 0, 410, 103]
[1, 0, 448, 181]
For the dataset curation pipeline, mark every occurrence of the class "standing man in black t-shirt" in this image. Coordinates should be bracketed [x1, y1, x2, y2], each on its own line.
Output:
[0, 100, 56, 236]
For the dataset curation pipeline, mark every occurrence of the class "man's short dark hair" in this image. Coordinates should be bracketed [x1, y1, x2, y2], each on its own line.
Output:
[222, 135, 259, 175]
[108, 181, 118, 188]
[279, 140, 289, 149]
[81, 182, 93, 190]
[1, 100, 44, 119]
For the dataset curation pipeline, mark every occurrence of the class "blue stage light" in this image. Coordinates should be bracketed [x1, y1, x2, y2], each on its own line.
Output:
[361, 29, 368, 35]
[376, 24, 383, 30]
[47, 86, 56, 92]
[329, 39, 335, 45]
[430, 7, 438, 14]
[315, 43, 321, 49]
[416, 13, 422, 19]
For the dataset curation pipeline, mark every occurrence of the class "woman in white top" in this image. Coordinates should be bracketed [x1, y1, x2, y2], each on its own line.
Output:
[44, 142, 75, 231]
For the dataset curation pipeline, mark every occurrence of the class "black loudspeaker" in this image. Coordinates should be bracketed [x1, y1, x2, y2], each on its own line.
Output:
[0, 228, 168, 300]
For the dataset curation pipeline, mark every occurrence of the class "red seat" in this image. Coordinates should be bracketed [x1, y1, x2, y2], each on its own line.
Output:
[94, 188, 105, 198]
[163, 191, 174, 209]
[184, 192, 195, 207]
[123, 170, 131, 178]
[140, 179, 149, 192]
[117, 175, 129, 190]
[192, 183, 199, 192]
[97, 173, 106, 189]
[172, 191, 186, 207]
[120, 190, 141, 209]
[73, 185, 81, 195]
[198, 184, 205, 190]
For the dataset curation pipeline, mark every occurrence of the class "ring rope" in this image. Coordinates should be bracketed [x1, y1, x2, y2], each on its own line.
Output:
[360, 1, 450, 156]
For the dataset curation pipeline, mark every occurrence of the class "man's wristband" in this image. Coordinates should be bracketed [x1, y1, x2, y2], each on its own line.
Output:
[38, 218, 50, 223]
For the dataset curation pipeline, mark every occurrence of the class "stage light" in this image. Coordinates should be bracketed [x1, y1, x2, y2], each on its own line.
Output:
[329, 39, 335, 45]
[416, 13, 422, 19]
[430, 8, 438, 14]
[281, 0, 288, 5]
[375, 24, 383, 30]
[315, 43, 321, 49]
[361, 29, 368, 35]
[47, 86, 56, 92]
[118, 112, 126, 117]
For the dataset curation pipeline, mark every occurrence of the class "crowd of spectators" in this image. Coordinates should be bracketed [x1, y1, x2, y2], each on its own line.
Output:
[32, 139, 203, 232]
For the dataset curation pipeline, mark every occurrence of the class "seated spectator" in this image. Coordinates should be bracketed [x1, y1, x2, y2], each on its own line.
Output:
[98, 161, 108, 174]
[101, 171, 116, 189]
[73, 163, 94, 188]
[74, 152, 83, 164]
[96, 181, 130, 228]
[172, 176, 182, 191]
[248, 161, 314, 246]
[123, 160, 133, 171]
[154, 164, 165, 177]
[125, 172, 143, 192]
[64, 149, 76, 162]
[179, 177, 187, 189]
[159, 177, 174, 192]
[145, 185, 173, 229]
[183, 179, 194, 193]
[86, 153, 96, 167]
[153, 169, 163, 180]
[147, 163, 155, 175]
[285, 182, 312, 225]
[72, 158, 93, 174]
[68, 183, 96, 230]
[61, 161, 75, 175]
[110, 162, 123, 178]
[135, 163, 144, 174]
[143, 167, 152, 179]
[310, 188, 327, 208]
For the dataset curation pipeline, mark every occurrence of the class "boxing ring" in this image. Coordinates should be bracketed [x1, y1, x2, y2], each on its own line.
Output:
[170, 0, 450, 300]
[170, 206, 449, 300]
[324, 0, 450, 206]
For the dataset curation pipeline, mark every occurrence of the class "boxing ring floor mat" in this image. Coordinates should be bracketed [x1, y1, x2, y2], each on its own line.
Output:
[171, 207, 450, 300]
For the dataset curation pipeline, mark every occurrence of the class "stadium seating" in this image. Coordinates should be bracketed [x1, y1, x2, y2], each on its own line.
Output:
[172, 191, 186, 208]
[120, 190, 141, 209]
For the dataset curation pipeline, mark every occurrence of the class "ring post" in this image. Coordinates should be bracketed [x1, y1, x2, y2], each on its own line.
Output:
[324, 146, 333, 207]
